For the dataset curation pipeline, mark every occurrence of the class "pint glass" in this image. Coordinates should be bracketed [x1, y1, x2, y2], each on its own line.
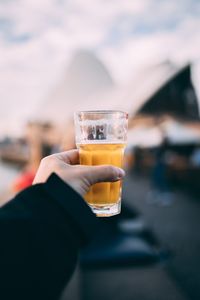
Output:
[74, 110, 128, 217]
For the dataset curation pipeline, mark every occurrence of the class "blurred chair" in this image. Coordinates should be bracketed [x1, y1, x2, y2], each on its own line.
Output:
[80, 202, 170, 269]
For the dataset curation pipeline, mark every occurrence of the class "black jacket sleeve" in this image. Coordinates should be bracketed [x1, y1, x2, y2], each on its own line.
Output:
[0, 173, 100, 300]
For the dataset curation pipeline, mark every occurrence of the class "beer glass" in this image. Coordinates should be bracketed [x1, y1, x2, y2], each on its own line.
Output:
[74, 110, 128, 217]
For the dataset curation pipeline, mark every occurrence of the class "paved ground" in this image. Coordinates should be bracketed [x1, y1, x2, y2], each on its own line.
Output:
[123, 174, 200, 300]
[63, 173, 200, 300]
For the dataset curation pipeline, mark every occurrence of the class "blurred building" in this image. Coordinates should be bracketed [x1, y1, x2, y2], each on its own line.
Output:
[35, 50, 199, 125]
[4, 50, 200, 192]
[29, 50, 200, 157]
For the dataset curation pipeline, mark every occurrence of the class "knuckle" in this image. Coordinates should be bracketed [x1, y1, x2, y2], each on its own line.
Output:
[41, 155, 55, 166]
[41, 156, 48, 165]
[106, 165, 117, 178]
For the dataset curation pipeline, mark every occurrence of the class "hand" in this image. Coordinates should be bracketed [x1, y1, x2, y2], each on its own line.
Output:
[33, 149, 125, 196]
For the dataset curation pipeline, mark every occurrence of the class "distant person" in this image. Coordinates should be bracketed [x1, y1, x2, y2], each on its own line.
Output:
[133, 146, 142, 175]
[0, 149, 125, 300]
[147, 140, 174, 206]
[190, 146, 200, 167]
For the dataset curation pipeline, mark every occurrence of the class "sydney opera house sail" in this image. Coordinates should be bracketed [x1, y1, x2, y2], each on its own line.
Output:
[37, 50, 199, 125]
[139, 65, 199, 120]
[38, 50, 114, 124]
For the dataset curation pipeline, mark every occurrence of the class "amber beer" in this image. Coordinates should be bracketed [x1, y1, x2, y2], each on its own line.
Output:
[79, 143, 125, 207]
[74, 110, 128, 216]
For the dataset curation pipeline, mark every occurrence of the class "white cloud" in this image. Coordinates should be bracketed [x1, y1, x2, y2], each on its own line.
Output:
[100, 14, 200, 81]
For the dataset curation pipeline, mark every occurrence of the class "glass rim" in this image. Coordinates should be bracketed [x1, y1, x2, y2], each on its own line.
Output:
[74, 110, 128, 117]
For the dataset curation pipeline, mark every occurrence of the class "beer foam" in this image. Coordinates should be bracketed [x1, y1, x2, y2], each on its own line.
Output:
[76, 141, 126, 146]
[77, 119, 127, 126]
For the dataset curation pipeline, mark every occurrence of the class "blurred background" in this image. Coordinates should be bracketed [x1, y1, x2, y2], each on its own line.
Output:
[0, 0, 200, 299]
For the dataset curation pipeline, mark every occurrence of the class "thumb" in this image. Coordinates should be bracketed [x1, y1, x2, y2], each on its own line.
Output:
[81, 165, 125, 185]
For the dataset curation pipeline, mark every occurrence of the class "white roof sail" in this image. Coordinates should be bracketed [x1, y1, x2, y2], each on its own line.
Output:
[37, 50, 114, 124]
[35, 50, 186, 124]
[111, 62, 179, 115]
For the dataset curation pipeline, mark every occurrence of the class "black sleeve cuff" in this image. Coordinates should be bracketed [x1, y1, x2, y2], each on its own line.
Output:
[42, 173, 101, 244]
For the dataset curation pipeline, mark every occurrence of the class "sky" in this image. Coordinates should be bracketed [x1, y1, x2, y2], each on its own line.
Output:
[0, 0, 200, 136]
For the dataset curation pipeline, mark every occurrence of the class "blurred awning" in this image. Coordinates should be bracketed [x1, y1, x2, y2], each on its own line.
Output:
[161, 119, 200, 145]
[127, 126, 163, 148]
[127, 117, 200, 148]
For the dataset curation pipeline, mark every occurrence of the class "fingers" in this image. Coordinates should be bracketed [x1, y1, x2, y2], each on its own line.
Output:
[82, 165, 125, 185]
[57, 149, 79, 165]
